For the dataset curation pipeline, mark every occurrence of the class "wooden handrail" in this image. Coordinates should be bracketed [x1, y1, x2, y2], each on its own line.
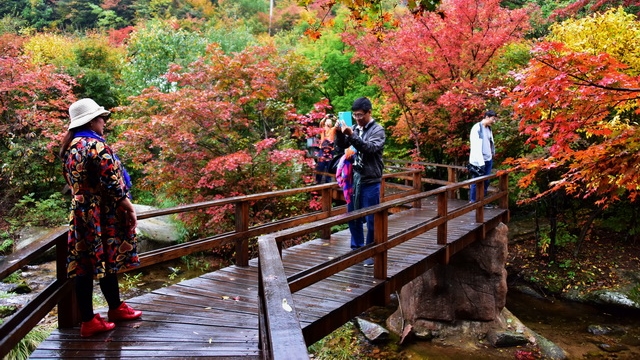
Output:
[258, 236, 308, 359]
[257, 172, 509, 354]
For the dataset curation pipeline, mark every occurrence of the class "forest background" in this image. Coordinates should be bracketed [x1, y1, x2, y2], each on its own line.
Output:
[1, 0, 640, 309]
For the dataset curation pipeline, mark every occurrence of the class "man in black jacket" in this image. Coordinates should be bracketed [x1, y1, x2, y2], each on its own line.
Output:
[335, 97, 386, 266]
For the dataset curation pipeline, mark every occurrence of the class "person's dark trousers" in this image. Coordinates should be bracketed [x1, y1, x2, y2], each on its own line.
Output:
[349, 182, 381, 249]
[470, 159, 493, 202]
[315, 160, 332, 184]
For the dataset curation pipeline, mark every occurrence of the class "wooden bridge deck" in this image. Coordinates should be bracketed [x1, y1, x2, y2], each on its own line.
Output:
[30, 197, 507, 359]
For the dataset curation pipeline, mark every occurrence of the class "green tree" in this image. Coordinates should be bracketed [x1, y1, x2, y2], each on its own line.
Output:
[0, 0, 28, 19]
[95, 8, 128, 29]
[120, 19, 210, 96]
[69, 36, 125, 108]
[20, 0, 55, 30]
[130, 0, 175, 20]
[0, 14, 27, 34]
[55, 0, 102, 30]
[296, 6, 377, 113]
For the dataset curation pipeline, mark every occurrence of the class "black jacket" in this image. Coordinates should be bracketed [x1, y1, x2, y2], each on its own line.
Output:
[335, 120, 385, 185]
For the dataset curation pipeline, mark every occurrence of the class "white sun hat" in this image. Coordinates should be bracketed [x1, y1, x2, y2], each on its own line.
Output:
[68, 98, 110, 130]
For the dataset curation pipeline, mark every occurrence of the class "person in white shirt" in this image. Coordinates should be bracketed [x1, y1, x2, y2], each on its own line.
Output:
[468, 110, 497, 202]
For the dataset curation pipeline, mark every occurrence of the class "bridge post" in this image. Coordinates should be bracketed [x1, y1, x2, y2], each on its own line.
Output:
[320, 187, 332, 239]
[447, 167, 458, 199]
[373, 210, 388, 285]
[413, 171, 422, 209]
[436, 192, 448, 246]
[474, 178, 485, 224]
[498, 173, 510, 223]
[235, 201, 249, 266]
[56, 232, 78, 328]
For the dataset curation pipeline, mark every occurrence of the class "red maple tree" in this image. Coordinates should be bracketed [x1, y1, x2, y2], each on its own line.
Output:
[114, 43, 326, 235]
[343, 0, 531, 161]
[504, 41, 640, 207]
[0, 34, 76, 206]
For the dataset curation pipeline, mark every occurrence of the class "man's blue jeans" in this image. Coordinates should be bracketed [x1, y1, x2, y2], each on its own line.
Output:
[470, 159, 492, 202]
[348, 182, 380, 249]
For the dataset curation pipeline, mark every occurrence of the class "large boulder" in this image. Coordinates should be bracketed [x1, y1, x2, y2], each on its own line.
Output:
[133, 204, 182, 253]
[386, 222, 567, 358]
[391, 222, 508, 324]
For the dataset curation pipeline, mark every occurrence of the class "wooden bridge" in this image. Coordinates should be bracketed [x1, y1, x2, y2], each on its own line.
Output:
[0, 163, 509, 359]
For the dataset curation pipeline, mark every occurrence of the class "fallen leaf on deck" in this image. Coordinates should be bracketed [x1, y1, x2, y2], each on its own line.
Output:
[282, 298, 292, 312]
[221, 295, 230, 300]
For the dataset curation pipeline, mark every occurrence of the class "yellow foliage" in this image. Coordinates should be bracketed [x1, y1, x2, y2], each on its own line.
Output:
[23, 33, 75, 66]
[24, 33, 124, 76]
[73, 34, 126, 73]
[548, 7, 640, 74]
[185, 0, 217, 18]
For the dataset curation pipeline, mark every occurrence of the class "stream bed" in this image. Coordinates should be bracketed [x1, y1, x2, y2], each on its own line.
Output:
[401, 290, 640, 359]
[505, 290, 640, 359]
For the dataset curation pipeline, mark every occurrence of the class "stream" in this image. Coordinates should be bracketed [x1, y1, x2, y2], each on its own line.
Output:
[505, 290, 640, 359]
[401, 290, 640, 359]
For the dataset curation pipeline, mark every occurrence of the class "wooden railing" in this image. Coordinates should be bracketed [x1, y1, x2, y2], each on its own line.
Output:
[0, 167, 424, 359]
[257, 172, 509, 358]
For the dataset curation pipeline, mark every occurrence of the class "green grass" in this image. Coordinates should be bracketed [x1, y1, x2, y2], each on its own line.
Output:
[5, 323, 54, 360]
[308, 322, 358, 359]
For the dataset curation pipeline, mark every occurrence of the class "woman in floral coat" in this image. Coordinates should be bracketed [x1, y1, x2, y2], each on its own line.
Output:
[59, 98, 142, 337]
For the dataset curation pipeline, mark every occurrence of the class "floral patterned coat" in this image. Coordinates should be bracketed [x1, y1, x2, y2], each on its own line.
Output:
[62, 136, 139, 279]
